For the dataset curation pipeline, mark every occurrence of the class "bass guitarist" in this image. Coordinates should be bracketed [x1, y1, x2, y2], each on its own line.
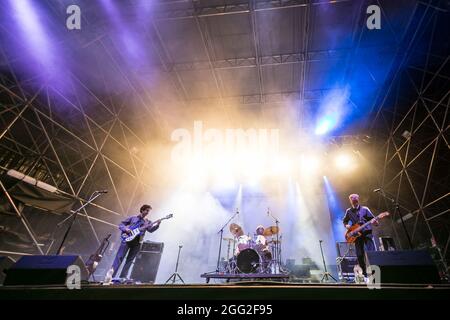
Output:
[110, 204, 161, 280]
[343, 194, 378, 278]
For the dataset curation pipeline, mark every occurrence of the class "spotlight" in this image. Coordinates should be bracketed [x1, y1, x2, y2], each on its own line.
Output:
[402, 130, 412, 140]
[334, 153, 357, 171]
[271, 156, 292, 177]
[315, 118, 334, 135]
[300, 155, 320, 175]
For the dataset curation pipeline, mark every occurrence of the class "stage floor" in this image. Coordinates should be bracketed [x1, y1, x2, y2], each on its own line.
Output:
[0, 282, 449, 300]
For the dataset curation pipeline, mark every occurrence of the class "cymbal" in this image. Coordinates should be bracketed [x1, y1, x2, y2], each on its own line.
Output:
[223, 237, 236, 242]
[229, 223, 244, 237]
[268, 239, 282, 244]
[263, 226, 279, 236]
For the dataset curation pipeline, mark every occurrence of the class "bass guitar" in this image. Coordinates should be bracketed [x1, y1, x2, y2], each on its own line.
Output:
[345, 211, 389, 243]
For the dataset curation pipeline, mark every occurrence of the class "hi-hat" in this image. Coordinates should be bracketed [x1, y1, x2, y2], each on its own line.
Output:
[263, 226, 279, 236]
[223, 237, 237, 242]
[229, 223, 244, 237]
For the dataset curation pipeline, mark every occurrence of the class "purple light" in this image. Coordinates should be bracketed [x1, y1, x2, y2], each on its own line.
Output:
[9, 0, 53, 68]
[99, 0, 146, 65]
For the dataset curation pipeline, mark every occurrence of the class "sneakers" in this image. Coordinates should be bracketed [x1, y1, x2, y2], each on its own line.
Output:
[102, 268, 114, 285]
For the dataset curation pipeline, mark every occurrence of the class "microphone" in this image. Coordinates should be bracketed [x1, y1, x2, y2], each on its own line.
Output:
[267, 208, 270, 216]
[373, 188, 381, 193]
[96, 190, 108, 194]
[236, 208, 239, 215]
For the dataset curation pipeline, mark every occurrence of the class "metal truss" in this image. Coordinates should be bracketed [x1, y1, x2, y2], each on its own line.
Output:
[150, 0, 353, 21]
[183, 89, 334, 106]
[169, 49, 352, 72]
[371, 7, 450, 274]
[0, 38, 156, 258]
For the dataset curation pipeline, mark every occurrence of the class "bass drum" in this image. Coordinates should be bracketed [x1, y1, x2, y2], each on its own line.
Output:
[236, 248, 260, 273]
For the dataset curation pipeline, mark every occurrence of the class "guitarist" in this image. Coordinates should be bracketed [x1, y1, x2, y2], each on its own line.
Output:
[343, 194, 378, 278]
[110, 204, 161, 280]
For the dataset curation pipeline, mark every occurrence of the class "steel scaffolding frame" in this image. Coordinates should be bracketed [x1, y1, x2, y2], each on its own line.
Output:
[0, 32, 156, 257]
[370, 6, 449, 272]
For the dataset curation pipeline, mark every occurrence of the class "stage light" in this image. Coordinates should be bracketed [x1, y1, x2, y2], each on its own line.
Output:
[299, 155, 321, 175]
[10, 0, 52, 67]
[314, 89, 350, 135]
[270, 156, 292, 177]
[334, 153, 357, 171]
[315, 117, 334, 135]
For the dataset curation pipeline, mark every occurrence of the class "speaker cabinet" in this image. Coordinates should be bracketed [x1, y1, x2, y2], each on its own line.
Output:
[130, 241, 164, 283]
[0, 256, 15, 285]
[4, 255, 88, 286]
[336, 242, 356, 257]
[365, 250, 440, 284]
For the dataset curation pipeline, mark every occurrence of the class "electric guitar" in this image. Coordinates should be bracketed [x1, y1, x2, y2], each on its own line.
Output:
[121, 214, 173, 243]
[345, 211, 389, 243]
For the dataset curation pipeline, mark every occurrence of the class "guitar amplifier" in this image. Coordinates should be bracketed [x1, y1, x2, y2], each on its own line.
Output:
[141, 241, 164, 253]
[130, 241, 164, 283]
[336, 242, 356, 257]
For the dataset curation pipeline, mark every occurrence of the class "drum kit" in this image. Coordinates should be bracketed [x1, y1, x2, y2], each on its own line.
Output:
[220, 223, 284, 274]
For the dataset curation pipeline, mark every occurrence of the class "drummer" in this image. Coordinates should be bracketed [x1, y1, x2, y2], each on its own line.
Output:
[254, 225, 272, 270]
[254, 225, 268, 249]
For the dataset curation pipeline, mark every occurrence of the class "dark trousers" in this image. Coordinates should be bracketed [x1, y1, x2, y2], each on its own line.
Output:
[111, 239, 141, 278]
[355, 234, 375, 276]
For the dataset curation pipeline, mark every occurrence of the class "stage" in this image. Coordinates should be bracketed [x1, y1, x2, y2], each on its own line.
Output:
[0, 1, 449, 306]
[0, 282, 449, 300]
[200, 272, 290, 283]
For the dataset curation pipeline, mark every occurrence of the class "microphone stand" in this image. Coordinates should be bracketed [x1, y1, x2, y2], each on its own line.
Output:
[214, 209, 239, 273]
[320, 239, 337, 282]
[56, 191, 104, 255]
[268, 209, 283, 274]
[376, 189, 413, 249]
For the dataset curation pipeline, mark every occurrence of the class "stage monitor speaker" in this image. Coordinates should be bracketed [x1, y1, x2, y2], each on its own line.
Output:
[0, 256, 15, 285]
[130, 241, 164, 283]
[4, 255, 88, 286]
[365, 250, 440, 284]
